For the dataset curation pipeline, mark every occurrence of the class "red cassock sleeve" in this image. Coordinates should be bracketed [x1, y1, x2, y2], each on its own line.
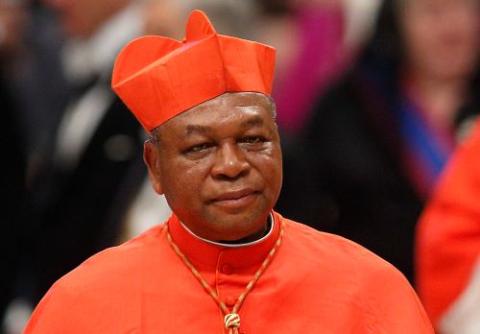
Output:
[416, 119, 480, 327]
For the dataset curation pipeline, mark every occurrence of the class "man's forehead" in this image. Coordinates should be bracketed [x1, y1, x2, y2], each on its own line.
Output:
[190, 92, 272, 112]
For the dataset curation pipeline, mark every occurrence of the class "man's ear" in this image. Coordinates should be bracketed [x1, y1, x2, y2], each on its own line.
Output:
[144, 141, 164, 194]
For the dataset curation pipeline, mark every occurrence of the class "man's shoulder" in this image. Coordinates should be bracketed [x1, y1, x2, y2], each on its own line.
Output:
[54, 224, 167, 292]
[25, 224, 170, 333]
[276, 215, 433, 332]
[280, 215, 408, 282]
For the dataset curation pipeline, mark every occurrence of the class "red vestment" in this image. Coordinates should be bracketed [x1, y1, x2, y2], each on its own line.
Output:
[416, 120, 480, 329]
[25, 212, 433, 333]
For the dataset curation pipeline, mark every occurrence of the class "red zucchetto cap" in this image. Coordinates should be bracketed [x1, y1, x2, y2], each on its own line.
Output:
[111, 10, 276, 132]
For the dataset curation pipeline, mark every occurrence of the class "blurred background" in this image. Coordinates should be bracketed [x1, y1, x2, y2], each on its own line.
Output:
[1, 0, 479, 333]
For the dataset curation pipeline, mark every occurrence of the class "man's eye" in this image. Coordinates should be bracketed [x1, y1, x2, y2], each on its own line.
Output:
[240, 136, 266, 144]
[186, 143, 212, 153]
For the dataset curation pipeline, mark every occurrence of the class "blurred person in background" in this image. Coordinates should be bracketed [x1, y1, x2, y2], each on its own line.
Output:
[254, 0, 348, 143]
[142, 0, 256, 39]
[253, 0, 380, 143]
[417, 118, 480, 333]
[25, 0, 147, 309]
[278, 0, 480, 282]
[142, 0, 183, 38]
[0, 1, 28, 332]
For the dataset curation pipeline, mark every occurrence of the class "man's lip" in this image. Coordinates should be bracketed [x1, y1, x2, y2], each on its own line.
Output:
[212, 189, 257, 202]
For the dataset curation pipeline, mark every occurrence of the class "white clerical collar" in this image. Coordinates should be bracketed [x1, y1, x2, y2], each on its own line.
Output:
[179, 214, 274, 248]
[61, 2, 143, 84]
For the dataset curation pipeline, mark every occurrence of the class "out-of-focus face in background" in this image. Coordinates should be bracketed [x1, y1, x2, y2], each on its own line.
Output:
[141, 0, 256, 40]
[142, 0, 183, 38]
[43, 0, 130, 38]
[399, 0, 480, 81]
[0, 1, 26, 55]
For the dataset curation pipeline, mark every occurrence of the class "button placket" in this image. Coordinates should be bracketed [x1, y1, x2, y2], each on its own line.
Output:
[217, 251, 237, 311]
[221, 263, 233, 275]
[225, 295, 236, 307]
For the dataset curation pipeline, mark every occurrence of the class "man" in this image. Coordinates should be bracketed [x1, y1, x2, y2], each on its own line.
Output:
[24, 10, 433, 333]
[417, 119, 480, 333]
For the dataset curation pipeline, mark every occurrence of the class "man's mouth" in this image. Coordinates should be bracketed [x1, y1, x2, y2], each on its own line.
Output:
[210, 189, 259, 209]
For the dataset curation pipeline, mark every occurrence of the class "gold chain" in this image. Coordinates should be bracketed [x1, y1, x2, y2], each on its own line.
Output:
[166, 220, 285, 334]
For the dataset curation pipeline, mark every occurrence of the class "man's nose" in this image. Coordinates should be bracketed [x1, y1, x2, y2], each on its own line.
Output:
[212, 143, 249, 179]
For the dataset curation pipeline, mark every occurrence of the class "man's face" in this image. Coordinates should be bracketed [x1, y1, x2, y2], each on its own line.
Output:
[44, 0, 129, 38]
[400, 0, 480, 81]
[144, 92, 283, 242]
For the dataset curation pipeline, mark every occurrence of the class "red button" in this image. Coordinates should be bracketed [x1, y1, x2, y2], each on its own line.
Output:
[221, 264, 233, 275]
[225, 296, 237, 307]
[225, 296, 236, 307]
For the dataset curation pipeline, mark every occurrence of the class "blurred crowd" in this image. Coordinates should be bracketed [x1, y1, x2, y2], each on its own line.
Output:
[1, 0, 479, 333]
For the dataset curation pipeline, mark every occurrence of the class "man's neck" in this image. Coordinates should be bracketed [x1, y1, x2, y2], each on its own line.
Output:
[218, 219, 272, 245]
[180, 215, 274, 248]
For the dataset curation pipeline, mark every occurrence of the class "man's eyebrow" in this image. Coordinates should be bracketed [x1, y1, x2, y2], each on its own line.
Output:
[185, 124, 210, 136]
[184, 116, 265, 135]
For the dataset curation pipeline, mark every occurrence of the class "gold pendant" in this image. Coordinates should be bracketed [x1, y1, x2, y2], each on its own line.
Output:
[224, 313, 240, 329]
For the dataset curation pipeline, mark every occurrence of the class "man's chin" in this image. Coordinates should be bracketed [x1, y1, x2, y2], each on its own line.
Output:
[204, 212, 270, 242]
